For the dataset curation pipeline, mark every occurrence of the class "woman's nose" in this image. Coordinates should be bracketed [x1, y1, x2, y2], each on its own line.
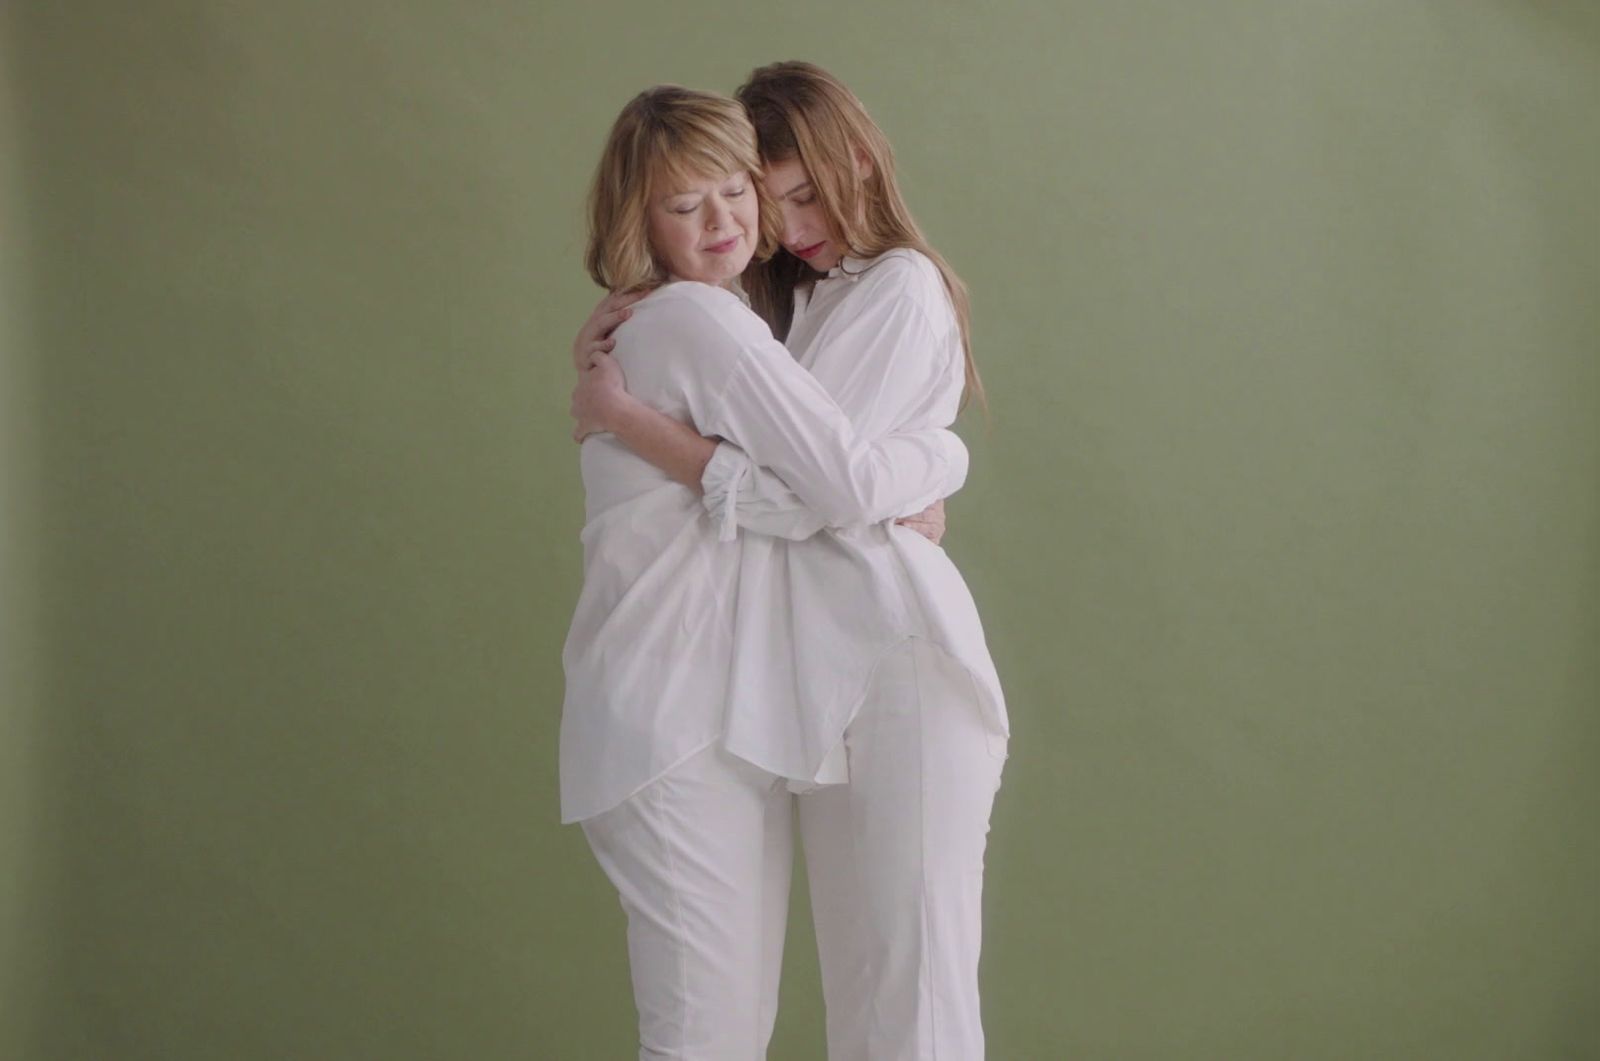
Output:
[782, 210, 804, 246]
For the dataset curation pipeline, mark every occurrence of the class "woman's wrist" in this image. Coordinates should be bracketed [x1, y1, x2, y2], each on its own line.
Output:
[601, 388, 649, 436]
[604, 395, 718, 491]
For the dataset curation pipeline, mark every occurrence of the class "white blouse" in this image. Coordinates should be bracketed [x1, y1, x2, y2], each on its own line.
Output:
[560, 280, 969, 823]
[701, 248, 1009, 788]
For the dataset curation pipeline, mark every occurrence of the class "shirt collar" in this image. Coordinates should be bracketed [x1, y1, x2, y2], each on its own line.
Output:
[825, 253, 873, 282]
[666, 273, 751, 306]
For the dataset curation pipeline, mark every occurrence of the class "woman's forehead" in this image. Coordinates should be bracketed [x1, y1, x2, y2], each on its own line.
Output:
[651, 160, 748, 196]
[761, 156, 811, 191]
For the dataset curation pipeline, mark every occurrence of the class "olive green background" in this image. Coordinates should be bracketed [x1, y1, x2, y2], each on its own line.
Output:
[5, 2, 1598, 1058]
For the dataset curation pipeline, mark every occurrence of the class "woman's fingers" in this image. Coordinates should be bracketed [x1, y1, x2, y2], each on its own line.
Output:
[596, 291, 644, 335]
[572, 303, 635, 370]
[572, 295, 617, 369]
[576, 338, 615, 371]
[598, 309, 630, 339]
[588, 351, 626, 387]
[575, 341, 609, 372]
[895, 498, 946, 545]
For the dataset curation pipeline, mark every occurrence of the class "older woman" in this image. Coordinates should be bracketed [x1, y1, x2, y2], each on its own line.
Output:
[573, 64, 1009, 1060]
[562, 84, 969, 1059]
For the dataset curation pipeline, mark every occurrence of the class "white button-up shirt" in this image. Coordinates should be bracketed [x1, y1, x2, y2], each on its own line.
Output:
[560, 280, 968, 823]
[701, 248, 1009, 787]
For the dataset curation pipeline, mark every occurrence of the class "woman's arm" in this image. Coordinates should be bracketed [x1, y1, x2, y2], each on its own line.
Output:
[696, 329, 966, 528]
[572, 292, 822, 537]
[571, 356, 716, 487]
[709, 253, 965, 543]
[577, 287, 965, 530]
[573, 353, 954, 540]
[572, 280, 964, 539]
[699, 440, 951, 542]
[571, 290, 645, 371]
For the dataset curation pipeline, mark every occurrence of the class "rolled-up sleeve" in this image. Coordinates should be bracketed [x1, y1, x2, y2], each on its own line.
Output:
[649, 287, 966, 532]
[702, 429, 964, 542]
[702, 441, 824, 542]
[700, 343, 965, 528]
[936, 428, 969, 497]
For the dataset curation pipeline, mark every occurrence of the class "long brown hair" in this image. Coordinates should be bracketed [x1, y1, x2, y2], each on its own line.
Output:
[585, 85, 782, 293]
[736, 62, 985, 411]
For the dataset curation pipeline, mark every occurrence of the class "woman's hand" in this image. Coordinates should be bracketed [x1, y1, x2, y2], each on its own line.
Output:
[571, 352, 633, 443]
[895, 499, 946, 545]
[572, 290, 646, 371]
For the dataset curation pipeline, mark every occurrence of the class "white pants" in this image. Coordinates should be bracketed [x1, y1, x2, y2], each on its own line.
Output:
[581, 744, 792, 1060]
[582, 641, 1005, 1061]
[798, 639, 1007, 1061]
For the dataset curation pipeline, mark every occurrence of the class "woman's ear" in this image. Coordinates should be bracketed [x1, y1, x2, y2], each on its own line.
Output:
[852, 145, 874, 181]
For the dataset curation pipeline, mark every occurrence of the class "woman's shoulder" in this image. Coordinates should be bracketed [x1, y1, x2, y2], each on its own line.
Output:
[856, 245, 933, 272]
[640, 281, 756, 324]
[628, 281, 775, 358]
[846, 247, 942, 296]
[843, 248, 952, 322]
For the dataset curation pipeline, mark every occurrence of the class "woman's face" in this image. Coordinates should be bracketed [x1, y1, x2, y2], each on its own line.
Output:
[761, 156, 844, 275]
[647, 168, 759, 286]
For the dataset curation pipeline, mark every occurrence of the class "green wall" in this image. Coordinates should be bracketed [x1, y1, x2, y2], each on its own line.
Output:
[8, 2, 1597, 1058]
[4, 8, 44, 1061]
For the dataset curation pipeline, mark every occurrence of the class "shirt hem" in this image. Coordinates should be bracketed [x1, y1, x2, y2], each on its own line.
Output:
[560, 732, 722, 825]
[725, 633, 1008, 792]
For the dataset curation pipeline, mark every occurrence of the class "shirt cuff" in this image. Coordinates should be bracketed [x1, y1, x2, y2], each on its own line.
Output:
[940, 430, 970, 498]
[700, 441, 751, 542]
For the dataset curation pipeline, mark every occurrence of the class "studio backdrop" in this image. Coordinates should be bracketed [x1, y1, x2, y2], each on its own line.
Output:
[4, 2, 1596, 1058]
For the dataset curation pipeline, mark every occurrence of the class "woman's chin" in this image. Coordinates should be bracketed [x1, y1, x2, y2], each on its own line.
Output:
[701, 264, 753, 288]
[717, 253, 754, 283]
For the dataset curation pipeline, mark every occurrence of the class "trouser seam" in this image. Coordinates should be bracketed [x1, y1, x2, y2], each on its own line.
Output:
[844, 733, 870, 1058]
[912, 644, 940, 1060]
[651, 780, 694, 1055]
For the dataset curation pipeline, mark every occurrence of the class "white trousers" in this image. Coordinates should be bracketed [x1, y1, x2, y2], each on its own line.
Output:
[581, 744, 792, 1061]
[798, 639, 1007, 1061]
[582, 640, 1005, 1061]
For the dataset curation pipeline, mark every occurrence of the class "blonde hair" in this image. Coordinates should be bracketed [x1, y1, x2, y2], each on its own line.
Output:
[586, 85, 783, 293]
[736, 62, 985, 412]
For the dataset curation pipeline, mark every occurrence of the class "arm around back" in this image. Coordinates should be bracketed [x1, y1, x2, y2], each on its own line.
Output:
[657, 288, 966, 528]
